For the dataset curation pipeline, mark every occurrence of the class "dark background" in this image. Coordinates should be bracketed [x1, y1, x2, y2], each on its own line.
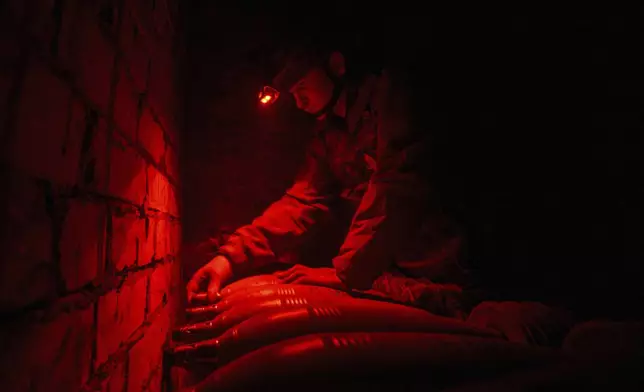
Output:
[0, 1, 640, 390]
[180, 2, 643, 320]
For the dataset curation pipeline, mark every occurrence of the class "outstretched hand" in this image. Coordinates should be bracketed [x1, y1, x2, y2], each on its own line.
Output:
[274, 265, 345, 290]
[186, 255, 233, 304]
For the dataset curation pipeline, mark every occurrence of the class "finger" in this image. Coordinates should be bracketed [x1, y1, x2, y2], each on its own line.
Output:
[207, 280, 222, 303]
[292, 276, 325, 287]
[191, 293, 208, 304]
[274, 268, 296, 280]
[291, 276, 308, 285]
[186, 275, 203, 303]
[273, 265, 300, 279]
[279, 270, 298, 283]
[186, 286, 195, 303]
[281, 271, 304, 284]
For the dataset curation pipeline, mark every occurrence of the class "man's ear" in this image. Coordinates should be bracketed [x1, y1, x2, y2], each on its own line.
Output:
[328, 51, 346, 78]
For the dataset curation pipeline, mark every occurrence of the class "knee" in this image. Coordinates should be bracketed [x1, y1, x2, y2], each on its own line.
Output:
[467, 301, 575, 346]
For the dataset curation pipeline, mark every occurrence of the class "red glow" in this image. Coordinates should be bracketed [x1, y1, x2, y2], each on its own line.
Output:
[260, 95, 272, 104]
[279, 337, 325, 356]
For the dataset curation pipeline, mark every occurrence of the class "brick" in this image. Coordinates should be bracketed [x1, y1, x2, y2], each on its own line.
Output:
[165, 183, 179, 217]
[0, 170, 56, 311]
[0, 306, 94, 391]
[60, 199, 106, 291]
[168, 258, 182, 309]
[68, 99, 110, 191]
[153, 219, 169, 260]
[149, 65, 180, 149]
[147, 166, 169, 212]
[127, 304, 170, 392]
[120, 7, 149, 93]
[129, 0, 156, 39]
[11, 60, 81, 186]
[164, 145, 178, 184]
[140, 218, 155, 265]
[138, 108, 166, 164]
[110, 213, 145, 271]
[108, 131, 147, 204]
[169, 221, 181, 256]
[37, 306, 95, 391]
[63, 3, 115, 112]
[96, 276, 147, 367]
[94, 0, 121, 37]
[162, 110, 180, 149]
[106, 362, 127, 392]
[56, 0, 80, 66]
[145, 36, 182, 149]
[147, 43, 176, 135]
[113, 62, 140, 140]
[151, 0, 174, 39]
[149, 260, 172, 313]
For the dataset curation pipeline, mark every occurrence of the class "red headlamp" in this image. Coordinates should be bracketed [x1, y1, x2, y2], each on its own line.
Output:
[258, 85, 280, 106]
[257, 45, 319, 107]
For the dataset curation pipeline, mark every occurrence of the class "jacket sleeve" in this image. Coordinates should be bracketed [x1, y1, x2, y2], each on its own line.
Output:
[332, 69, 430, 290]
[217, 136, 340, 276]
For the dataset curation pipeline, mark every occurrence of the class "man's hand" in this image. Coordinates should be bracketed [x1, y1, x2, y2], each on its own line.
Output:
[186, 255, 233, 303]
[274, 265, 345, 290]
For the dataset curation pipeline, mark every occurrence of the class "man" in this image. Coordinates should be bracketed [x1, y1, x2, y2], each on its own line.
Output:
[186, 39, 471, 318]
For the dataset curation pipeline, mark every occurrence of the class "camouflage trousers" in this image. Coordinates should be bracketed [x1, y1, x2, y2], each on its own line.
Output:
[370, 271, 472, 320]
[371, 271, 575, 347]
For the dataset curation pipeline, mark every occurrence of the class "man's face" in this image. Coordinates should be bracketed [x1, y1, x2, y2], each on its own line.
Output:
[289, 67, 335, 115]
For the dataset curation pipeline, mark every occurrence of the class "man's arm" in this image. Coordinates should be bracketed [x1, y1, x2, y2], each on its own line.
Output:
[333, 68, 430, 290]
[217, 136, 340, 276]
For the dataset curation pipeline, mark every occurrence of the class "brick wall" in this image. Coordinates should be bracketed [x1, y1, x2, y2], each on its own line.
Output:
[0, 1, 183, 391]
